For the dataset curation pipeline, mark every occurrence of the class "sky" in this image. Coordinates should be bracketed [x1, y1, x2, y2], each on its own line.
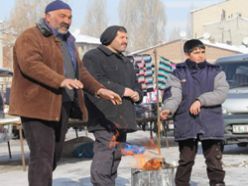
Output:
[0, 0, 224, 39]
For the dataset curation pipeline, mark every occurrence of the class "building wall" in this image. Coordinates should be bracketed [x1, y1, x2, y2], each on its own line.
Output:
[0, 41, 2, 67]
[192, 0, 248, 43]
[135, 41, 185, 63]
[133, 40, 240, 64]
[205, 45, 240, 62]
[76, 42, 99, 60]
[204, 16, 248, 45]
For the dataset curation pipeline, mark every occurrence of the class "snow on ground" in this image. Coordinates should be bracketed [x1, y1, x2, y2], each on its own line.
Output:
[0, 130, 248, 186]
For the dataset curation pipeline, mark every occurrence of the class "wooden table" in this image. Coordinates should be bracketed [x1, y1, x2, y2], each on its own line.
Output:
[0, 116, 26, 171]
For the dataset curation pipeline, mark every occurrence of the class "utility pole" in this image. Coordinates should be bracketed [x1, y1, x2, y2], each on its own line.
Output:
[153, 48, 162, 154]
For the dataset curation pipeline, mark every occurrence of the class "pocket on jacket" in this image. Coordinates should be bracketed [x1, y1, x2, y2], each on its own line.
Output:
[24, 86, 39, 98]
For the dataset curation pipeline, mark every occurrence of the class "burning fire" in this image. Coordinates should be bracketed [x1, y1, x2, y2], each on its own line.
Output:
[122, 139, 165, 171]
[134, 153, 165, 170]
[133, 151, 176, 171]
[108, 132, 168, 171]
[108, 130, 120, 149]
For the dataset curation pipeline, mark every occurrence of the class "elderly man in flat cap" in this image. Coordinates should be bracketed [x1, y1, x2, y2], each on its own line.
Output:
[83, 26, 143, 186]
[9, 1, 122, 185]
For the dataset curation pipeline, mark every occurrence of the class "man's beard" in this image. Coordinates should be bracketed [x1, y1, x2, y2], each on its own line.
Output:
[57, 23, 70, 34]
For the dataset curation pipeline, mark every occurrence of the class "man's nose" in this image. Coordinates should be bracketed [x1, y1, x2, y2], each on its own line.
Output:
[64, 17, 71, 24]
[123, 38, 128, 43]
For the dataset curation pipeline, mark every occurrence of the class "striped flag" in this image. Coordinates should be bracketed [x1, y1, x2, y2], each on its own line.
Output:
[143, 55, 154, 92]
[158, 57, 174, 90]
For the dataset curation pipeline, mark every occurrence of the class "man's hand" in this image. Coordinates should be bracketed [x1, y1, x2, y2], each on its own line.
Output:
[124, 88, 140, 102]
[96, 88, 122, 105]
[60, 79, 83, 89]
[160, 109, 170, 121]
[189, 100, 201, 115]
[130, 91, 140, 102]
[123, 88, 135, 97]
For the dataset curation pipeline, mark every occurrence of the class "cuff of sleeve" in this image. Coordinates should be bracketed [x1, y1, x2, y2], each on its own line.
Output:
[135, 90, 143, 103]
[95, 88, 103, 98]
[162, 105, 175, 116]
[197, 97, 205, 106]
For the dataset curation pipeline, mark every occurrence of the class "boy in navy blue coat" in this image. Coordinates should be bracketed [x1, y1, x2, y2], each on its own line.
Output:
[160, 39, 229, 186]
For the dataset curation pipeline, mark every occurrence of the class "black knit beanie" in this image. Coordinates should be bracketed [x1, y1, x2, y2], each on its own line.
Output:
[100, 25, 127, 45]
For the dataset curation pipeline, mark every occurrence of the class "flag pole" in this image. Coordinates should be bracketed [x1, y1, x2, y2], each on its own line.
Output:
[153, 48, 162, 154]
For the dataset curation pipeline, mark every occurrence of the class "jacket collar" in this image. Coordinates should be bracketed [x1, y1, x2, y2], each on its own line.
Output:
[186, 59, 207, 70]
[36, 18, 53, 37]
[36, 18, 74, 42]
[98, 45, 124, 58]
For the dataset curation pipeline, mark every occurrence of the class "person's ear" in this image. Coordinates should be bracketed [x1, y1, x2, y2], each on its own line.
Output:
[184, 52, 190, 58]
[44, 13, 52, 22]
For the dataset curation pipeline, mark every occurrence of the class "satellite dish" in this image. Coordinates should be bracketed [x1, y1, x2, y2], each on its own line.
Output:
[203, 32, 211, 40]
[73, 29, 81, 36]
[242, 37, 248, 46]
[179, 31, 187, 38]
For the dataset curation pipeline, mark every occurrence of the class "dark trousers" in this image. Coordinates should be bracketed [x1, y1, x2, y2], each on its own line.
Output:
[91, 129, 127, 186]
[21, 102, 72, 186]
[175, 139, 225, 186]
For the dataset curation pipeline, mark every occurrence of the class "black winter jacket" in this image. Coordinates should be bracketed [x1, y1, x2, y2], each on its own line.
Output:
[83, 45, 143, 132]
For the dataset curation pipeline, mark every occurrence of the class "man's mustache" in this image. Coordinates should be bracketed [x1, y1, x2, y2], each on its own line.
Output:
[60, 22, 70, 29]
[121, 42, 127, 46]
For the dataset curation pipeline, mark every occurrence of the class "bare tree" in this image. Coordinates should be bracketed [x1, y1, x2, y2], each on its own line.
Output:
[168, 27, 182, 41]
[81, 0, 108, 38]
[119, 0, 166, 52]
[186, 4, 194, 39]
[8, 0, 69, 36]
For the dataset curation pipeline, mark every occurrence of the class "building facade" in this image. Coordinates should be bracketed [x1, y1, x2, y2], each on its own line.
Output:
[192, 0, 248, 45]
[75, 34, 100, 60]
[131, 39, 246, 64]
[0, 40, 2, 68]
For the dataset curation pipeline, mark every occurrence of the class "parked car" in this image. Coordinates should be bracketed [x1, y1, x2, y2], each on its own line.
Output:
[216, 54, 248, 146]
[0, 67, 13, 117]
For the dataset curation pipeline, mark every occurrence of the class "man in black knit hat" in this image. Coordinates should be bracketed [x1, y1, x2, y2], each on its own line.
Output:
[83, 25, 143, 186]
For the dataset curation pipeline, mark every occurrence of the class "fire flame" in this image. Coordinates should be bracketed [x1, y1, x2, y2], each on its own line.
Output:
[108, 130, 120, 149]
[124, 139, 164, 170]
[133, 149, 165, 171]
[108, 132, 166, 171]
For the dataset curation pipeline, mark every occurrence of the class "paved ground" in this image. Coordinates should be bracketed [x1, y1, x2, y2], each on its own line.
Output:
[0, 129, 248, 186]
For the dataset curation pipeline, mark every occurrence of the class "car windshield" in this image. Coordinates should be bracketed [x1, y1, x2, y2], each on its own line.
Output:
[219, 62, 248, 89]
